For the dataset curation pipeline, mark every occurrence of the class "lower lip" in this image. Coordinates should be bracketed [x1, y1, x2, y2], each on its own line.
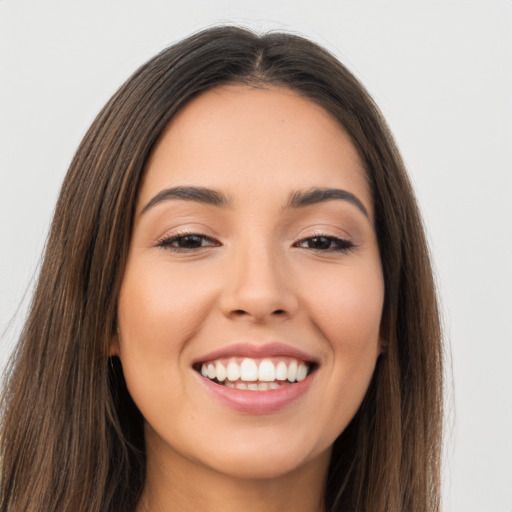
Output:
[197, 373, 314, 414]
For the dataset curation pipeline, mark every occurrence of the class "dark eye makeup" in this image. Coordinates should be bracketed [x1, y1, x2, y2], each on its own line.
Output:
[293, 235, 354, 252]
[157, 233, 220, 251]
[156, 232, 354, 254]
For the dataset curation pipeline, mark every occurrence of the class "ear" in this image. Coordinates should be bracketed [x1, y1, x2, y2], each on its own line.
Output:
[109, 328, 121, 357]
[378, 336, 388, 356]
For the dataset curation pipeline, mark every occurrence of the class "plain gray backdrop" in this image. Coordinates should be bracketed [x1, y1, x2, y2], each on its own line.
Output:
[1, 1, 511, 510]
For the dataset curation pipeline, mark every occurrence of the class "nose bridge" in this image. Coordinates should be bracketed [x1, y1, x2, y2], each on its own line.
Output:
[220, 233, 297, 321]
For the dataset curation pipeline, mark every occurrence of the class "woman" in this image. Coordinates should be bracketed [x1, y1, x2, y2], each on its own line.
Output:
[0, 26, 443, 512]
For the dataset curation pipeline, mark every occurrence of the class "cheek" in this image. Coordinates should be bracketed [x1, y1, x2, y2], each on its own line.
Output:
[306, 260, 383, 407]
[307, 261, 384, 352]
[117, 260, 216, 356]
[116, 258, 226, 418]
[116, 261, 214, 423]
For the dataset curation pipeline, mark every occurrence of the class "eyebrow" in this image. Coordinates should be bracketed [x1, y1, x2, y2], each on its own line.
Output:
[140, 186, 231, 214]
[286, 187, 369, 218]
[140, 185, 369, 218]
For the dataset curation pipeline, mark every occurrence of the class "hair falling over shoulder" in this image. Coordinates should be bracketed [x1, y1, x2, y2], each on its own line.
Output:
[0, 26, 443, 512]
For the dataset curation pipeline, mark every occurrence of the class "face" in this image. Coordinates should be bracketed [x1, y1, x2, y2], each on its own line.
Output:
[114, 85, 384, 481]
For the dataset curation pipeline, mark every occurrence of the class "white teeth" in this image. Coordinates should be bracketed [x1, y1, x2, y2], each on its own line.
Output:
[287, 360, 298, 382]
[199, 357, 312, 386]
[296, 363, 308, 382]
[258, 359, 275, 381]
[225, 380, 235, 388]
[240, 358, 258, 381]
[247, 383, 259, 390]
[215, 361, 226, 382]
[227, 361, 240, 381]
[275, 361, 288, 381]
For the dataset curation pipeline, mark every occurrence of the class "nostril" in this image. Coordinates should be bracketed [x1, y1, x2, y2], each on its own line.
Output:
[230, 308, 286, 318]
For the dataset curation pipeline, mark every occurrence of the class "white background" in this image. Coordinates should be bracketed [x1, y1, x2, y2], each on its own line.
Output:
[0, 1, 511, 510]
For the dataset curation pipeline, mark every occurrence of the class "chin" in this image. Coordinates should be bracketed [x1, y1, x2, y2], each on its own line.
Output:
[201, 445, 328, 481]
[180, 423, 333, 482]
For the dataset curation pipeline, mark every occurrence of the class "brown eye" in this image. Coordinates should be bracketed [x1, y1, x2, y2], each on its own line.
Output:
[304, 236, 332, 250]
[173, 235, 207, 248]
[295, 236, 354, 252]
[158, 234, 220, 251]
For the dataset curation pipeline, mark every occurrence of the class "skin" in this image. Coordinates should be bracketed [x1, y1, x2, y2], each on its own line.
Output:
[113, 85, 384, 512]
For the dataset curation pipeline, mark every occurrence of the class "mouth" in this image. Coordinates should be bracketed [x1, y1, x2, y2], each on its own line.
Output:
[193, 356, 318, 391]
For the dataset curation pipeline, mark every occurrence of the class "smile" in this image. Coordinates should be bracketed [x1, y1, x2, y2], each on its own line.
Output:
[196, 357, 313, 391]
[192, 343, 319, 413]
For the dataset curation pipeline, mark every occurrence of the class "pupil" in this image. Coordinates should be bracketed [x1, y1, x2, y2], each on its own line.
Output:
[310, 236, 330, 249]
[180, 235, 202, 248]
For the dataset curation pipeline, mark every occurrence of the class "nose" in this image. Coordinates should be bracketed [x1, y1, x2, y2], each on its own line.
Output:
[219, 242, 299, 323]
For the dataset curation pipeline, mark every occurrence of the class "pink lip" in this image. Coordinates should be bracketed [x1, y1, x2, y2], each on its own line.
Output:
[192, 342, 318, 364]
[195, 371, 315, 414]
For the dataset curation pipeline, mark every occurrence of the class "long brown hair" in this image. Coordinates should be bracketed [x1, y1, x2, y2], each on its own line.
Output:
[0, 26, 443, 511]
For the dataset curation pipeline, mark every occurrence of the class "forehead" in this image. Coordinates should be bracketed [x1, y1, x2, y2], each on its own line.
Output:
[139, 85, 372, 215]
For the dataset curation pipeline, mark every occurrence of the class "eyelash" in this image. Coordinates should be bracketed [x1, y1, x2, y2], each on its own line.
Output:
[294, 235, 355, 253]
[157, 232, 354, 254]
[156, 233, 220, 252]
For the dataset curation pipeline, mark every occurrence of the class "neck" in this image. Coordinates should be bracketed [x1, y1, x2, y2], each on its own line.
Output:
[137, 441, 329, 512]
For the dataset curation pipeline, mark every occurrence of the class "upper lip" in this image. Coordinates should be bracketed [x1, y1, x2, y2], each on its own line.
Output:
[192, 342, 319, 365]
